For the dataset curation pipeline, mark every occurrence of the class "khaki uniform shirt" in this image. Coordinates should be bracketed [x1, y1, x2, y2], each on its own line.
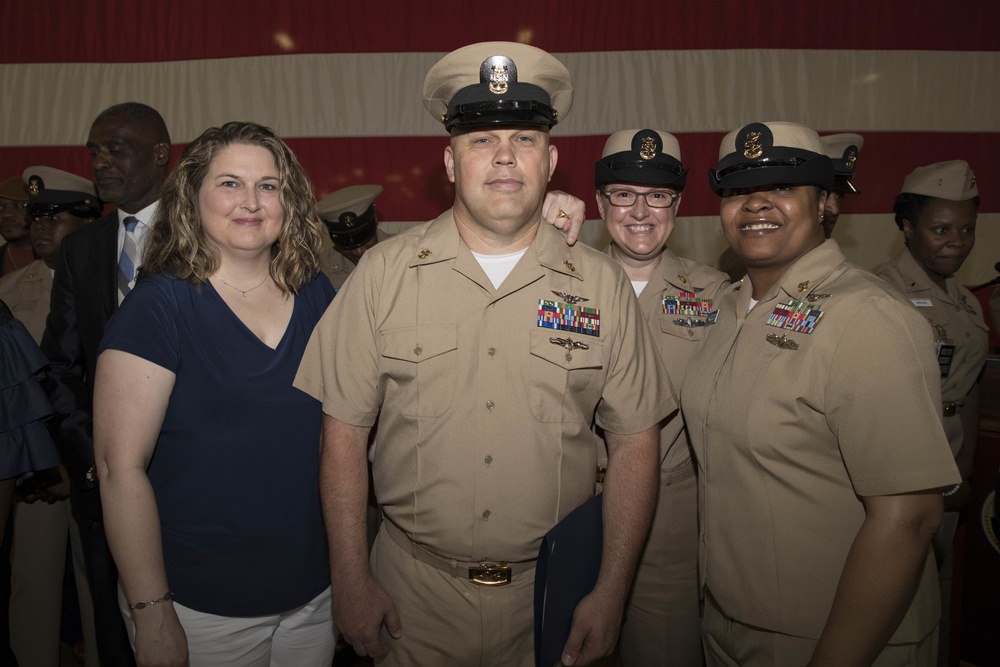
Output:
[626, 247, 729, 478]
[296, 211, 675, 563]
[681, 240, 959, 642]
[0, 259, 51, 344]
[318, 229, 392, 288]
[874, 248, 988, 456]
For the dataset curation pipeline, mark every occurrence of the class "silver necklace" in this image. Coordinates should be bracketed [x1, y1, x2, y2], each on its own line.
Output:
[218, 273, 269, 298]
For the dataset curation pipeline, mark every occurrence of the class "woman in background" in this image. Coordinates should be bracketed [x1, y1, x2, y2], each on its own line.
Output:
[94, 121, 335, 667]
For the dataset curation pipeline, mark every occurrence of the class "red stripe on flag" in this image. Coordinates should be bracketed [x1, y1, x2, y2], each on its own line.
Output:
[1, 1, 997, 63]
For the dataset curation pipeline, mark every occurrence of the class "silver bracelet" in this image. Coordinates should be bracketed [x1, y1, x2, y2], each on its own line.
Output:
[942, 483, 963, 497]
[129, 591, 173, 610]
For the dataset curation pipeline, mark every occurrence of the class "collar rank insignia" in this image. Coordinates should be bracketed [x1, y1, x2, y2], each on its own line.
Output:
[767, 298, 823, 334]
[552, 291, 589, 305]
[805, 293, 832, 303]
[417, 249, 432, 259]
[766, 332, 799, 350]
[959, 294, 978, 316]
[538, 299, 600, 337]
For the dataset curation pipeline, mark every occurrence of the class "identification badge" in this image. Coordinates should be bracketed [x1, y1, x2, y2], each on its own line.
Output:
[910, 298, 933, 308]
[936, 342, 955, 379]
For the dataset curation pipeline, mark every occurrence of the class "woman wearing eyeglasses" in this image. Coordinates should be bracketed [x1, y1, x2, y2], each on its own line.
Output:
[594, 129, 729, 667]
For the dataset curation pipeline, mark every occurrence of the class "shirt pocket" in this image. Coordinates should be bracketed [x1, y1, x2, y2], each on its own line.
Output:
[658, 314, 706, 342]
[379, 324, 458, 418]
[527, 328, 605, 423]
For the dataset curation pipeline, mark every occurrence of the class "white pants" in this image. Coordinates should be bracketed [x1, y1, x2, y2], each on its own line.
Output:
[119, 585, 335, 667]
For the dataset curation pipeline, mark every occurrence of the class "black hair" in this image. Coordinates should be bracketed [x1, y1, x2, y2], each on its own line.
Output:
[94, 102, 171, 145]
[892, 193, 980, 230]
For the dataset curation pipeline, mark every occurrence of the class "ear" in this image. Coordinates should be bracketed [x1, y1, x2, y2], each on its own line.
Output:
[815, 189, 828, 223]
[674, 192, 683, 216]
[902, 218, 914, 242]
[594, 190, 606, 219]
[444, 145, 456, 184]
[547, 144, 558, 182]
[154, 142, 170, 167]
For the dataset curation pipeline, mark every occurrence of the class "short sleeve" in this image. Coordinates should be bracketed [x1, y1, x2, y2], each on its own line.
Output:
[826, 293, 960, 496]
[294, 259, 381, 427]
[99, 276, 180, 373]
[594, 269, 677, 434]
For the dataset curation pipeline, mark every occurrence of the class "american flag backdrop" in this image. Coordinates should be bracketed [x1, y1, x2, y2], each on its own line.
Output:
[1, 0, 998, 283]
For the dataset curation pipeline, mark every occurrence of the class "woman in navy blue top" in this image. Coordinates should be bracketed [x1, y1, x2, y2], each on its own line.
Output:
[93, 122, 335, 667]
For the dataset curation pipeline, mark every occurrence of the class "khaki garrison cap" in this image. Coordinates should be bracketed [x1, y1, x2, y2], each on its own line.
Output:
[23, 166, 102, 218]
[709, 121, 834, 195]
[423, 41, 573, 132]
[595, 129, 688, 189]
[900, 160, 978, 201]
[821, 133, 864, 194]
[0, 176, 28, 201]
[318, 184, 383, 250]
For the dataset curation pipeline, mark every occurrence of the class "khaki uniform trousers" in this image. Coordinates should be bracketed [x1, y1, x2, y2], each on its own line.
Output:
[371, 525, 535, 667]
[704, 591, 937, 667]
[619, 470, 701, 666]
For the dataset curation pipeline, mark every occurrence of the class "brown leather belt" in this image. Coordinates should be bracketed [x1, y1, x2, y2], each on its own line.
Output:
[382, 519, 535, 586]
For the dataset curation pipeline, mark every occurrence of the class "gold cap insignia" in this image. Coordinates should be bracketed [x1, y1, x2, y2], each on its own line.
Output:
[489, 64, 509, 94]
[639, 136, 657, 161]
[845, 149, 857, 169]
[28, 177, 40, 196]
[743, 131, 763, 159]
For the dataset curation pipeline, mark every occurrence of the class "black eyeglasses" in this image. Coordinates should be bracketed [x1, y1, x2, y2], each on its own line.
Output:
[600, 189, 678, 209]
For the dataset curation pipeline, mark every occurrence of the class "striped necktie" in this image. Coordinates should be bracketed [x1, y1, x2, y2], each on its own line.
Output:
[117, 216, 139, 304]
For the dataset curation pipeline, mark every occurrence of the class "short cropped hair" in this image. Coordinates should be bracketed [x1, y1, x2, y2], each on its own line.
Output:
[93, 102, 171, 145]
[142, 121, 323, 294]
[892, 193, 980, 230]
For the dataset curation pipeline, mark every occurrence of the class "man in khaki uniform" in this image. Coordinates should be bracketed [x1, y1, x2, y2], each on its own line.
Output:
[818, 133, 863, 239]
[593, 129, 727, 666]
[317, 184, 391, 288]
[874, 160, 988, 665]
[682, 121, 959, 666]
[295, 42, 672, 667]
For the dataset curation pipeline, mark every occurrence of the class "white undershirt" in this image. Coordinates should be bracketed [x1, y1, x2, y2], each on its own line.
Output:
[748, 297, 759, 313]
[631, 280, 648, 297]
[471, 248, 528, 289]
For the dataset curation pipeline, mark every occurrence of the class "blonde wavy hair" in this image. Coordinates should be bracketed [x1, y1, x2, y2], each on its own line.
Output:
[142, 121, 323, 294]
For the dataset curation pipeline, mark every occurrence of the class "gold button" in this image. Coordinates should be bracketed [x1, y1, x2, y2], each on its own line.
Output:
[484, 455, 493, 465]
[565, 352, 572, 362]
[486, 400, 495, 410]
[414, 346, 422, 355]
[687, 330, 694, 337]
[482, 509, 491, 519]
[487, 347, 496, 356]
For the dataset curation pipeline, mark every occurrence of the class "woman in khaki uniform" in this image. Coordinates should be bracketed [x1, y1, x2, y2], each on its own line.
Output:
[873, 160, 988, 665]
[682, 121, 960, 667]
[593, 129, 727, 666]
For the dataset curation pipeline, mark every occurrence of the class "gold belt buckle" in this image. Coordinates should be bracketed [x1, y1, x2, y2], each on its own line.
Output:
[942, 402, 957, 417]
[469, 562, 512, 586]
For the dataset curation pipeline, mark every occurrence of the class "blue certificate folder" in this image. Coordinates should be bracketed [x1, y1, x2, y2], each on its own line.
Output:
[534, 493, 603, 667]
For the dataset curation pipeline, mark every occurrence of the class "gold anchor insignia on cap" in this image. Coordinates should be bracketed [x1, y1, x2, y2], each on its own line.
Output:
[340, 213, 356, 228]
[552, 291, 589, 305]
[28, 177, 40, 196]
[797, 281, 809, 292]
[744, 131, 763, 159]
[489, 64, 509, 95]
[845, 150, 857, 169]
[417, 249, 431, 259]
[639, 136, 657, 160]
[563, 260, 576, 272]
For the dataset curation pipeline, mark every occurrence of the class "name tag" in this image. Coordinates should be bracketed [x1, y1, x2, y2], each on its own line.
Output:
[936, 342, 955, 379]
[910, 298, 933, 308]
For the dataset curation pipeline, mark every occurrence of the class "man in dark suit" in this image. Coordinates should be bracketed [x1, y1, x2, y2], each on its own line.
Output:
[42, 102, 170, 666]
